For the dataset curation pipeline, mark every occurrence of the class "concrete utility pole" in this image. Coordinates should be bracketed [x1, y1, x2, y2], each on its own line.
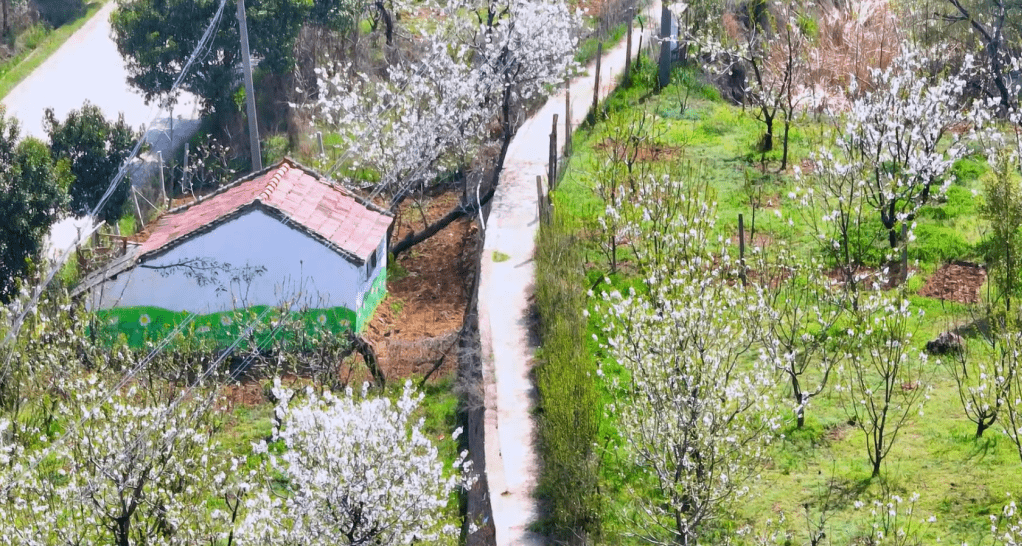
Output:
[237, 0, 262, 172]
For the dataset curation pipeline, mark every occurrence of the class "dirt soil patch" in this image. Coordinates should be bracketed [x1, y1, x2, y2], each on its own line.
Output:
[825, 264, 918, 291]
[595, 138, 683, 162]
[729, 232, 775, 249]
[918, 262, 987, 304]
[364, 191, 480, 380]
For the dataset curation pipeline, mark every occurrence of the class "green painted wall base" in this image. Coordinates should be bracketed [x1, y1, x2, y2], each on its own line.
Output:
[93, 305, 357, 348]
[93, 275, 388, 348]
[357, 268, 388, 332]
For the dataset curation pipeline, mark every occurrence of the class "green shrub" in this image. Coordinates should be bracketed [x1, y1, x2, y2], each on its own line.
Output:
[909, 224, 973, 264]
[917, 185, 977, 221]
[951, 156, 989, 185]
[14, 23, 50, 51]
[262, 134, 289, 166]
[118, 213, 137, 236]
[534, 215, 603, 542]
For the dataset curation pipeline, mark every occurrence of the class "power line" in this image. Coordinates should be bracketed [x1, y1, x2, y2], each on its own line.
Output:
[1, 0, 231, 355]
[0, 311, 197, 495]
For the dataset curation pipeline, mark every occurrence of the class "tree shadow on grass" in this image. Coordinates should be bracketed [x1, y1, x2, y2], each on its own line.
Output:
[805, 474, 872, 511]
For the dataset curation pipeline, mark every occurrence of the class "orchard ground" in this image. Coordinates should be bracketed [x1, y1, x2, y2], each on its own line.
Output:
[541, 56, 1019, 544]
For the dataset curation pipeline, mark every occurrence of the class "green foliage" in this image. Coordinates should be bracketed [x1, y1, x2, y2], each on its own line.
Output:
[13, 23, 49, 50]
[45, 102, 136, 225]
[308, 0, 366, 32]
[909, 224, 973, 264]
[0, 108, 68, 303]
[917, 185, 977, 221]
[796, 12, 818, 39]
[387, 254, 409, 281]
[262, 133, 289, 165]
[110, 0, 311, 118]
[30, 0, 84, 27]
[118, 213, 137, 236]
[534, 215, 602, 541]
[952, 155, 989, 185]
[980, 154, 1022, 306]
[575, 20, 629, 65]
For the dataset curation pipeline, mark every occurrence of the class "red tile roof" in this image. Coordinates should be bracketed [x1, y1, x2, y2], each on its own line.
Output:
[139, 160, 392, 264]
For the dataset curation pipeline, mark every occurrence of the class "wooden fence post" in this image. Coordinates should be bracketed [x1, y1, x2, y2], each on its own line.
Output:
[901, 223, 909, 283]
[564, 76, 572, 157]
[157, 151, 167, 207]
[132, 188, 145, 231]
[636, 34, 643, 69]
[550, 114, 558, 189]
[658, 4, 672, 89]
[182, 143, 191, 197]
[739, 213, 747, 287]
[593, 42, 603, 116]
[625, 7, 633, 83]
[536, 175, 547, 224]
[316, 131, 325, 157]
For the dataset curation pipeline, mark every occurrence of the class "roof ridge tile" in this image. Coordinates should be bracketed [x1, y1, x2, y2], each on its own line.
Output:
[258, 162, 291, 201]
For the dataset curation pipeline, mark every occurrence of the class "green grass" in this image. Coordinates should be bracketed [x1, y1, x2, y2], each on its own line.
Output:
[544, 63, 1021, 544]
[0, 0, 108, 100]
[532, 214, 603, 541]
[117, 213, 137, 236]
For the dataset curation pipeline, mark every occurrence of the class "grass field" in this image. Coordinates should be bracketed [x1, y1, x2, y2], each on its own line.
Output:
[540, 59, 1021, 544]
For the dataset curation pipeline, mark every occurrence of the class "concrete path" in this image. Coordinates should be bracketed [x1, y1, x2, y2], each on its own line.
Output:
[1, 1, 203, 258]
[478, 3, 663, 544]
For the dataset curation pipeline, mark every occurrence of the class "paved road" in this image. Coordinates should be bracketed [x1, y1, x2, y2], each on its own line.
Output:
[1, 1, 203, 257]
[478, 2, 663, 544]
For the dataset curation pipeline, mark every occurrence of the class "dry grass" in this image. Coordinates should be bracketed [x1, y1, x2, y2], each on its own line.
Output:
[805, 0, 901, 111]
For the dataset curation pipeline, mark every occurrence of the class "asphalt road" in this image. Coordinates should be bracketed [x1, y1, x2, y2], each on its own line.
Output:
[0, 1, 203, 257]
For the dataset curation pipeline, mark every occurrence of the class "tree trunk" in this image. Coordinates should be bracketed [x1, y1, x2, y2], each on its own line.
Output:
[781, 117, 791, 171]
[347, 332, 385, 389]
[1, 0, 9, 37]
[761, 115, 773, 152]
[791, 374, 805, 428]
[375, 0, 394, 46]
[115, 515, 131, 546]
[390, 187, 496, 259]
[977, 419, 988, 438]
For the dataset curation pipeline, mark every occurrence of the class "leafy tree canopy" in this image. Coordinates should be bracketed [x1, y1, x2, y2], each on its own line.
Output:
[0, 107, 69, 303]
[110, 0, 312, 118]
[45, 102, 137, 225]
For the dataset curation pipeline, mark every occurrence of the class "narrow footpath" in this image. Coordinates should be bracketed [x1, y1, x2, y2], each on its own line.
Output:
[478, 3, 664, 544]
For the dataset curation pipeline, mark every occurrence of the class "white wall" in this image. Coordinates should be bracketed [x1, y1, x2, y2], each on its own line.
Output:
[89, 209, 372, 314]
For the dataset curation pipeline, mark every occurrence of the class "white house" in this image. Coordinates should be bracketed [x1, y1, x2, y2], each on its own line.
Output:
[78, 159, 393, 342]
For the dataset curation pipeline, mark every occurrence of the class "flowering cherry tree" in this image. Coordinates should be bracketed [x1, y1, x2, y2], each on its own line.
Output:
[305, 0, 578, 256]
[827, 45, 976, 249]
[790, 46, 984, 298]
[945, 314, 1020, 438]
[596, 174, 778, 545]
[0, 375, 241, 546]
[238, 379, 472, 546]
[992, 495, 1022, 546]
[838, 293, 929, 478]
[758, 254, 844, 429]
